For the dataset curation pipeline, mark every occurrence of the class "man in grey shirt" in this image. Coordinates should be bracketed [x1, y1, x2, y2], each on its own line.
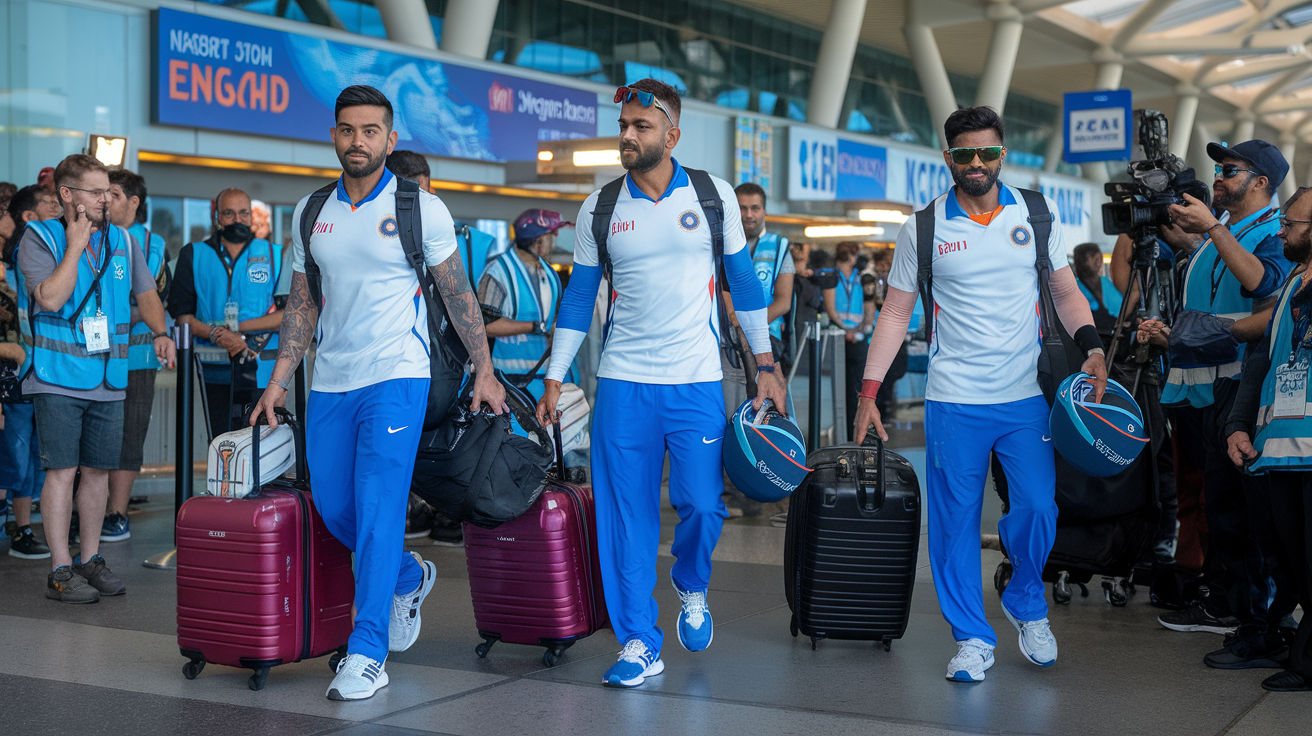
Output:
[14, 154, 175, 603]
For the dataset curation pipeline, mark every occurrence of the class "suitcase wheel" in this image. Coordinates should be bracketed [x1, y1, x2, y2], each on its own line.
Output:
[475, 635, 499, 659]
[328, 647, 347, 673]
[789, 617, 798, 638]
[994, 560, 1013, 596]
[542, 642, 572, 668]
[1053, 571, 1073, 605]
[248, 667, 269, 691]
[810, 636, 822, 651]
[881, 637, 892, 653]
[182, 659, 205, 680]
[1101, 577, 1130, 607]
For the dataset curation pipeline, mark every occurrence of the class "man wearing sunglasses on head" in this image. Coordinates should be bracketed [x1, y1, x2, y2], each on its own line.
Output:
[1147, 139, 1297, 671]
[535, 78, 784, 689]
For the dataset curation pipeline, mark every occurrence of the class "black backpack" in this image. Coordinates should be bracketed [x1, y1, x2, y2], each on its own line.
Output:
[590, 167, 752, 385]
[299, 177, 468, 430]
[913, 188, 1082, 403]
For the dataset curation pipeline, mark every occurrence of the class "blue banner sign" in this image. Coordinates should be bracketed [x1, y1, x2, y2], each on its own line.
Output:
[1063, 89, 1132, 163]
[836, 138, 887, 200]
[154, 8, 598, 162]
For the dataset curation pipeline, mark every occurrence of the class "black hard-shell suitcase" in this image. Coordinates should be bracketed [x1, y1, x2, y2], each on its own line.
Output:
[784, 437, 922, 651]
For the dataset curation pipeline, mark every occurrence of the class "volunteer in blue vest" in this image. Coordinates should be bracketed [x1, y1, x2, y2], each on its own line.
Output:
[169, 188, 285, 442]
[1072, 242, 1121, 332]
[824, 241, 874, 430]
[250, 85, 504, 702]
[479, 208, 574, 398]
[853, 107, 1106, 683]
[103, 168, 166, 543]
[1145, 139, 1296, 670]
[14, 154, 177, 603]
[535, 78, 785, 688]
[1226, 184, 1312, 693]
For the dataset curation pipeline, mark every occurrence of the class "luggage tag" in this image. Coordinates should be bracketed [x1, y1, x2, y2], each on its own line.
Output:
[82, 310, 110, 354]
[1274, 357, 1310, 420]
[224, 301, 240, 332]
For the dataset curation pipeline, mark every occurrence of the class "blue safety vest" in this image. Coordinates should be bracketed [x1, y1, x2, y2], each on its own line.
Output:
[834, 268, 864, 329]
[126, 223, 166, 371]
[188, 237, 282, 386]
[15, 220, 132, 391]
[488, 250, 561, 377]
[1251, 273, 1312, 472]
[750, 233, 792, 340]
[1163, 208, 1281, 408]
[1078, 275, 1123, 318]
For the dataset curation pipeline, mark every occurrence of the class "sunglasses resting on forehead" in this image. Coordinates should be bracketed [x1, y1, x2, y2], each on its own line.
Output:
[615, 86, 676, 127]
[946, 146, 1005, 166]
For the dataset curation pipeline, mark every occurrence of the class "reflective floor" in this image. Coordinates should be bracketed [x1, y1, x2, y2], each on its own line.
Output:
[0, 431, 1305, 736]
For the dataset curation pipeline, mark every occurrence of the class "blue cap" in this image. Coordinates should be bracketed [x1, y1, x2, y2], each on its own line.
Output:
[1206, 139, 1289, 188]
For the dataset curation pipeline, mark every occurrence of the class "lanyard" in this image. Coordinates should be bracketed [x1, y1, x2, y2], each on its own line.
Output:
[69, 229, 113, 323]
[839, 269, 860, 312]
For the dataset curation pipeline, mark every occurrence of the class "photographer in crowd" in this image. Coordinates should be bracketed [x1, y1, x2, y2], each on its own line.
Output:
[1144, 140, 1295, 670]
[1224, 184, 1312, 692]
[13, 154, 176, 602]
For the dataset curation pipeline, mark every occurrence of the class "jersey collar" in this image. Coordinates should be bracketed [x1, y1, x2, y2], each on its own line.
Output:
[943, 183, 1017, 219]
[624, 157, 688, 203]
[336, 167, 394, 209]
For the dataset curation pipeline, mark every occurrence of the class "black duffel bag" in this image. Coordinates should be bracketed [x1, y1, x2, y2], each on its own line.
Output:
[410, 371, 553, 529]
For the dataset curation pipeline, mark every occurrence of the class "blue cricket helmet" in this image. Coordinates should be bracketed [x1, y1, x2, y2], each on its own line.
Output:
[1050, 373, 1150, 477]
[723, 399, 810, 502]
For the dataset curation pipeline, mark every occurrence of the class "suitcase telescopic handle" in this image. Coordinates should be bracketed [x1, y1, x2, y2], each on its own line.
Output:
[250, 407, 296, 496]
[552, 419, 566, 480]
[860, 429, 886, 490]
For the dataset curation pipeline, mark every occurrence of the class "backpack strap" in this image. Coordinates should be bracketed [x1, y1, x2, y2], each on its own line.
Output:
[915, 201, 936, 339]
[687, 166, 753, 387]
[457, 224, 475, 287]
[395, 178, 467, 364]
[591, 176, 626, 279]
[298, 182, 337, 309]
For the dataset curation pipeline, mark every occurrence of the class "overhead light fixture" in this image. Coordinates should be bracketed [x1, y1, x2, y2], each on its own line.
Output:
[804, 225, 884, 238]
[88, 135, 128, 167]
[572, 149, 622, 167]
[857, 209, 909, 224]
[537, 150, 554, 161]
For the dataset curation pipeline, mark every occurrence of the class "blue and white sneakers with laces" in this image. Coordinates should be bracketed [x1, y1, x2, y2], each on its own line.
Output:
[603, 639, 665, 688]
[1002, 602, 1058, 666]
[946, 638, 995, 682]
[389, 551, 437, 652]
[326, 653, 388, 700]
[672, 575, 713, 652]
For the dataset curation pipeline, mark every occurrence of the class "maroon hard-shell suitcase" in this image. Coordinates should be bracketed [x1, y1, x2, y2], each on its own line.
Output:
[176, 408, 354, 690]
[464, 429, 608, 667]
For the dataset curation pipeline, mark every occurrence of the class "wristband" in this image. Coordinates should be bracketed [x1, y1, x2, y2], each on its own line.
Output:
[1073, 324, 1103, 356]
[273, 374, 291, 391]
[756, 364, 775, 373]
[858, 379, 881, 401]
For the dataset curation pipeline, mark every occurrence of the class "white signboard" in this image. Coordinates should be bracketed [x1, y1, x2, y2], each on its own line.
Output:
[788, 127, 838, 201]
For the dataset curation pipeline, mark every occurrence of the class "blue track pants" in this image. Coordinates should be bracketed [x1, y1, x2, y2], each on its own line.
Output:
[592, 379, 729, 656]
[925, 396, 1057, 645]
[306, 378, 427, 662]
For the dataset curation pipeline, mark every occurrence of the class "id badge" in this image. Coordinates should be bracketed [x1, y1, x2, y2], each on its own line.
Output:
[82, 312, 110, 354]
[224, 302, 240, 332]
[1274, 358, 1310, 420]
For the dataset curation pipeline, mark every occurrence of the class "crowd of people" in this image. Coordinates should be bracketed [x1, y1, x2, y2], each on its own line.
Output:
[2, 79, 1310, 700]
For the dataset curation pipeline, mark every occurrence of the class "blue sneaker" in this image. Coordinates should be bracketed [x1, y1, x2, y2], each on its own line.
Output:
[1002, 601, 1058, 666]
[672, 575, 713, 652]
[101, 512, 130, 542]
[603, 639, 664, 688]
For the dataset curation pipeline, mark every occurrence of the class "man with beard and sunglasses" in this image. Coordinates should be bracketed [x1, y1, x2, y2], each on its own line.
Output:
[1147, 139, 1297, 671]
[1225, 185, 1312, 693]
[250, 85, 503, 701]
[853, 107, 1106, 683]
[13, 154, 176, 602]
[535, 78, 785, 688]
[170, 187, 286, 442]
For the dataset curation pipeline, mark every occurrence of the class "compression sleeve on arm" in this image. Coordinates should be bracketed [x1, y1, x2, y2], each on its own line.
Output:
[1049, 267, 1098, 339]
[545, 262, 603, 382]
[862, 287, 916, 382]
[723, 246, 772, 356]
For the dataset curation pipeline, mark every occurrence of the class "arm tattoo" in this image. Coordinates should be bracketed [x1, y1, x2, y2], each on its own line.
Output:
[275, 271, 319, 369]
[429, 250, 495, 373]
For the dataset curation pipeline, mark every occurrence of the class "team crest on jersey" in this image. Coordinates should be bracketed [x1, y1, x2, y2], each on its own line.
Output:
[1010, 226, 1031, 247]
[378, 216, 400, 238]
[679, 210, 700, 231]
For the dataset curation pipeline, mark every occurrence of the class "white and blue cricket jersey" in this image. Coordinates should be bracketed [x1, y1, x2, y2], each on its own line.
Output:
[887, 184, 1068, 405]
[547, 159, 771, 385]
[291, 168, 458, 393]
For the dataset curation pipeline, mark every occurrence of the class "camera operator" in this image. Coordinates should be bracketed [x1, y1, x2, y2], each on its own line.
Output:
[1150, 140, 1296, 670]
[1224, 185, 1312, 692]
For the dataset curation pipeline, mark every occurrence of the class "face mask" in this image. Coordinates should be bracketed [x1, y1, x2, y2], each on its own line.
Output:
[219, 221, 252, 244]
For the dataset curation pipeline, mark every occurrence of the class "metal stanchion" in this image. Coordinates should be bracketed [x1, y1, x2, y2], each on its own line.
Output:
[829, 329, 848, 444]
[144, 322, 192, 570]
[807, 321, 822, 451]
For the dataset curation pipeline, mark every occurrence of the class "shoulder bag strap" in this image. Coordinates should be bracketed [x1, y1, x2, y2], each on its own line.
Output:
[299, 182, 337, 310]
[915, 202, 936, 340]
[1019, 188, 1060, 336]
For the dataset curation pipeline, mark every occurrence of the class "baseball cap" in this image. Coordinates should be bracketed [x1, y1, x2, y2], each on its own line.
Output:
[1206, 140, 1289, 188]
[513, 209, 573, 243]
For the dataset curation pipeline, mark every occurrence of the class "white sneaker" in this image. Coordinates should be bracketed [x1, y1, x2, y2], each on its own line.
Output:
[389, 551, 437, 652]
[1002, 602, 1058, 666]
[946, 638, 995, 682]
[326, 654, 388, 700]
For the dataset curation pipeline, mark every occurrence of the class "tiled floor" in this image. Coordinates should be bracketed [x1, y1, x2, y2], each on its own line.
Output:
[0, 441, 1306, 736]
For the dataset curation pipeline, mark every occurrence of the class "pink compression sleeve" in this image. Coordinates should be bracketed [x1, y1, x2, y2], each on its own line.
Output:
[862, 287, 917, 383]
[1048, 267, 1098, 338]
